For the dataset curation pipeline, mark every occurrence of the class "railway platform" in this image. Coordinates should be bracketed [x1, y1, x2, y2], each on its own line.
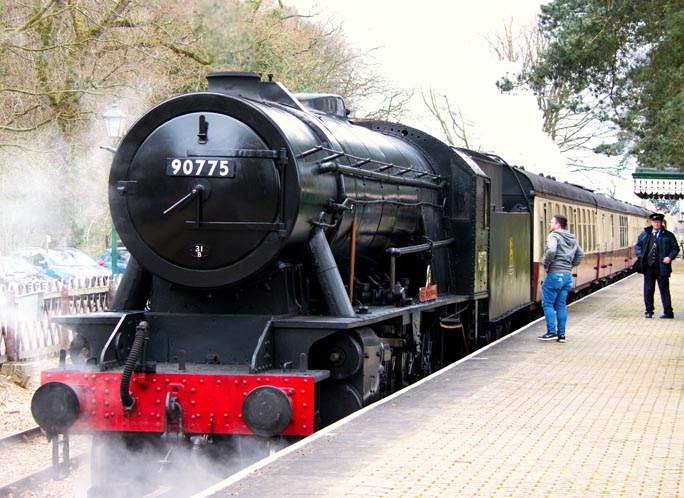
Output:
[194, 262, 684, 498]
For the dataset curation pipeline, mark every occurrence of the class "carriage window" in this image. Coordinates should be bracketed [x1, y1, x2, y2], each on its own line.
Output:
[569, 208, 576, 235]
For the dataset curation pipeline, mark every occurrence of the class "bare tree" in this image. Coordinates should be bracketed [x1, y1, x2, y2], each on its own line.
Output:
[203, 0, 410, 120]
[0, 0, 212, 146]
[420, 87, 475, 148]
[359, 88, 415, 122]
[0, 0, 219, 252]
[0, 0, 411, 147]
[488, 18, 611, 159]
[488, 17, 534, 65]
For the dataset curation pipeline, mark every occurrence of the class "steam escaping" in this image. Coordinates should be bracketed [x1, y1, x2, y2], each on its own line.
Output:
[0, 141, 109, 256]
[0, 83, 152, 258]
[82, 433, 292, 498]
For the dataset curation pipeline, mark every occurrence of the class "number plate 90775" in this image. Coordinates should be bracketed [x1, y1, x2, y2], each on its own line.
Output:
[166, 158, 235, 177]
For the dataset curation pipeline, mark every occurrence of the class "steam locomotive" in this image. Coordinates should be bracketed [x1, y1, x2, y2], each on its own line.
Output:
[30, 72, 649, 493]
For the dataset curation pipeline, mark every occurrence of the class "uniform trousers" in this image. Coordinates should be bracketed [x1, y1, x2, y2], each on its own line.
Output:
[643, 266, 673, 315]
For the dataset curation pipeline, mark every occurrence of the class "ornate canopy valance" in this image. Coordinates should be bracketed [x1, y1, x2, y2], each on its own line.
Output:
[632, 168, 684, 199]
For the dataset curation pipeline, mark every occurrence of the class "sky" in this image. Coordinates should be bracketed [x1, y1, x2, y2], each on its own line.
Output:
[293, 0, 643, 205]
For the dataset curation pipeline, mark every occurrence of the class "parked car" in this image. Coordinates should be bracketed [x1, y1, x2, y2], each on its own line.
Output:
[11, 247, 110, 283]
[97, 246, 130, 274]
[0, 255, 58, 291]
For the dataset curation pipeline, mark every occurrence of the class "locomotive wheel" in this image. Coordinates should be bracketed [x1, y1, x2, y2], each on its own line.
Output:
[318, 381, 362, 428]
[311, 333, 363, 380]
[478, 328, 492, 348]
[504, 320, 512, 336]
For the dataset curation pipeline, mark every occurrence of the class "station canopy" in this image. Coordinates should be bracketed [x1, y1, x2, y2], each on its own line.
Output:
[632, 167, 684, 200]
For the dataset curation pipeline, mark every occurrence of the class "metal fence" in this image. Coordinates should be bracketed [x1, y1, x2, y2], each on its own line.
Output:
[0, 277, 116, 363]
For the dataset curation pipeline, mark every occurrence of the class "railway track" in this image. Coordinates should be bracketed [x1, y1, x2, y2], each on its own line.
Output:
[0, 453, 87, 498]
[0, 425, 91, 498]
[0, 426, 278, 497]
[0, 426, 42, 446]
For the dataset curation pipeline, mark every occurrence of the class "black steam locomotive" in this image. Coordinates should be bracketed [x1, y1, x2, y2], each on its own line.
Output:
[31, 72, 647, 493]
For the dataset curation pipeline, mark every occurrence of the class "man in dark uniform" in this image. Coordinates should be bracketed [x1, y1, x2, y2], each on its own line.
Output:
[635, 213, 679, 318]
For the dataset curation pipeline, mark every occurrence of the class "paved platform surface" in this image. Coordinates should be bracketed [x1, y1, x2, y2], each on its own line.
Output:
[195, 263, 684, 498]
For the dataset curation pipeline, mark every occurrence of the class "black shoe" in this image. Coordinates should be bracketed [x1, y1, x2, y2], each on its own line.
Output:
[660, 313, 674, 319]
[537, 333, 557, 341]
[557, 335, 566, 343]
[645, 312, 653, 318]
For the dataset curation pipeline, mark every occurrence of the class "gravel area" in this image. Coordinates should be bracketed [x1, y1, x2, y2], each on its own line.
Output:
[0, 363, 92, 498]
[0, 373, 39, 435]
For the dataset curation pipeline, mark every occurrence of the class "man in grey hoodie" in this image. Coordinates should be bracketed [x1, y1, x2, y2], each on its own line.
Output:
[538, 214, 585, 343]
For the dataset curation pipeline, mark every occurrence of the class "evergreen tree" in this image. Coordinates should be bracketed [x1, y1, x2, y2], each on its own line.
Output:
[525, 0, 684, 169]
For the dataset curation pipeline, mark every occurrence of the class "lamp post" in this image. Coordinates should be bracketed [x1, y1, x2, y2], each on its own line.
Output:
[102, 98, 127, 276]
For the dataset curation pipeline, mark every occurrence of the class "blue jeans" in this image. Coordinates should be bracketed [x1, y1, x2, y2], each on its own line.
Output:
[541, 272, 573, 335]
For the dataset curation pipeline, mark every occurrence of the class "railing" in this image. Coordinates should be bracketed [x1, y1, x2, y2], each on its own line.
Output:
[0, 276, 117, 363]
